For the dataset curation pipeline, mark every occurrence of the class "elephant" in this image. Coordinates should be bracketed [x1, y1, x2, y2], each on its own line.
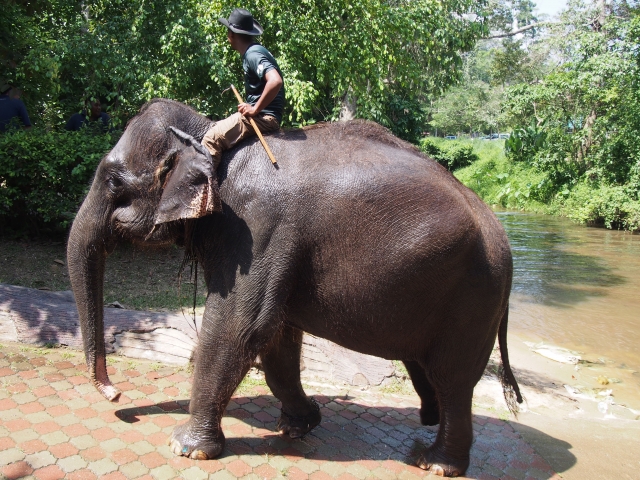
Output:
[67, 98, 522, 477]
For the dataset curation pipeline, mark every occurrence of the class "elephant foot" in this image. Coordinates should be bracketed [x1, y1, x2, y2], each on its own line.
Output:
[419, 405, 440, 426]
[276, 398, 321, 439]
[168, 419, 225, 460]
[416, 447, 468, 478]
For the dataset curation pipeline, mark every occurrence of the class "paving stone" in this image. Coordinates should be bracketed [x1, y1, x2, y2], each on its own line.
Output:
[81, 417, 107, 431]
[10, 428, 40, 444]
[99, 438, 128, 453]
[87, 458, 119, 476]
[177, 465, 211, 479]
[129, 440, 156, 456]
[24, 451, 57, 469]
[32, 464, 66, 480]
[70, 434, 99, 450]
[209, 470, 238, 480]
[40, 430, 69, 446]
[65, 398, 91, 410]
[295, 458, 321, 474]
[119, 460, 150, 478]
[11, 392, 38, 405]
[0, 448, 26, 466]
[24, 411, 54, 424]
[0, 408, 22, 422]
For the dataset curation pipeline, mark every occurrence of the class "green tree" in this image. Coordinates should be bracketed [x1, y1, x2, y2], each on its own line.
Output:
[2, 0, 490, 142]
[504, 0, 640, 183]
[501, 0, 640, 228]
[427, 0, 545, 137]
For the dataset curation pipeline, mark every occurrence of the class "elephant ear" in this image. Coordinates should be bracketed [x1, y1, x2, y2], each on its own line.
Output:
[155, 126, 223, 225]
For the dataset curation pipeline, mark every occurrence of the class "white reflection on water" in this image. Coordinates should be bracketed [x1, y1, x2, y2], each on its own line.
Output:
[497, 211, 640, 403]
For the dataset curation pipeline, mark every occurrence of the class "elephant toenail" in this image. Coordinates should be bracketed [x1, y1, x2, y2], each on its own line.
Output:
[190, 450, 208, 460]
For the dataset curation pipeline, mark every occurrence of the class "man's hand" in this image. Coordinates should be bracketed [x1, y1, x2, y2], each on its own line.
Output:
[237, 102, 258, 117]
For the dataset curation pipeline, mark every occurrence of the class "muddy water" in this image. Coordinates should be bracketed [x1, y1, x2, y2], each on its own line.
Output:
[497, 211, 640, 408]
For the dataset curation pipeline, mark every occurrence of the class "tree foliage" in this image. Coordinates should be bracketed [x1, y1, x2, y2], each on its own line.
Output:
[420, 138, 478, 171]
[0, 127, 119, 235]
[2, 0, 489, 141]
[503, 1, 640, 193]
[427, 0, 546, 136]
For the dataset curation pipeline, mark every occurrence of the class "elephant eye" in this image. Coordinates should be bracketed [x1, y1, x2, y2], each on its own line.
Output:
[108, 176, 123, 190]
[155, 151, 178, 188]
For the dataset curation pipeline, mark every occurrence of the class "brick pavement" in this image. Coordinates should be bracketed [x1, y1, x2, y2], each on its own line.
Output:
[0, 342, 560, 479]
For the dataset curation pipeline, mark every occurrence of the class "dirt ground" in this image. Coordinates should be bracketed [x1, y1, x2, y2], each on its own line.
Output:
[2, 238, 640, 479]
[495, 335, 640, 479]
[0, 239, 206, 312]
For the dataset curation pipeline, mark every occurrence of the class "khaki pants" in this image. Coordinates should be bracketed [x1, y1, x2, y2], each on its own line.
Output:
[202, 112, 280, 169]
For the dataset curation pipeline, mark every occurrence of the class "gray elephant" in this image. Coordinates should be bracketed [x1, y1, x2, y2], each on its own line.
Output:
[67, 99, 522, 477]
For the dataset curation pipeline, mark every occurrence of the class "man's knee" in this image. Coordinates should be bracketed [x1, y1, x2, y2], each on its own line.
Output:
[254, 115, 280, 134]
[202, 113, 245, 167]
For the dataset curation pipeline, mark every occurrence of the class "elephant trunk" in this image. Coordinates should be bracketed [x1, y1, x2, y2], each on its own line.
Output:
[67, 198, 121, 402]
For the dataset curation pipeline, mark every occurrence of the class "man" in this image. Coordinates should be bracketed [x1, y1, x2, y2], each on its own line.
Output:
[202, 8, 284, 169]
[0, 82, 32, 132]
[65, 98, 111, 132]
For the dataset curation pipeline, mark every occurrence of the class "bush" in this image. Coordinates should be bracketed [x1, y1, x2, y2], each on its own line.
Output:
[556, 182, 640, 231]
[0, 127, 119, 236]
[420, 138, 478, 171]
[504, 119, 547, 163]
[454, 144, 549, 211]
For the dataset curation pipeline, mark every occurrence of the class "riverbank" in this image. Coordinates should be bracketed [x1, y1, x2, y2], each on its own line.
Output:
[424, 137, 640, 232]
[497, 332, 640, 479]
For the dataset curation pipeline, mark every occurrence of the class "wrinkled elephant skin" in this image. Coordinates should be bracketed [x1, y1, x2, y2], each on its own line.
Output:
[67, 99, 522, 477]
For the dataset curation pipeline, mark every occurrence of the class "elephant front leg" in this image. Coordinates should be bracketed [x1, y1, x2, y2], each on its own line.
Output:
[262, 325, 321, 438]
[168, 325, 253, 460]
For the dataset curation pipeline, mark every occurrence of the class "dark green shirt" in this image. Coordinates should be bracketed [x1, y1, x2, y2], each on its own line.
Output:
[242, 44, 285, 123]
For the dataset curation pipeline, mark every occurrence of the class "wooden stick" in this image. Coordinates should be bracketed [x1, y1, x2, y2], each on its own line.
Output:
[230, 84, 278, 166]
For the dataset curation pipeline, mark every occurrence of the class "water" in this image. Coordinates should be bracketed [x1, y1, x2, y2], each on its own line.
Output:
[497, 211, 640, 406]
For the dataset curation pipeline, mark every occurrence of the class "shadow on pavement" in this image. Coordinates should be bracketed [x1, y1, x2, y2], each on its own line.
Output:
[115, 395, 574, 478]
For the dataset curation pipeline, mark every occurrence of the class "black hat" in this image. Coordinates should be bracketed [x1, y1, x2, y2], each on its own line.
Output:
[218, 8, 263, 36]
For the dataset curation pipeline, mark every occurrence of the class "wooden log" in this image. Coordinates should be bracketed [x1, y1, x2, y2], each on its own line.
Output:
[0, 283, 395, 385]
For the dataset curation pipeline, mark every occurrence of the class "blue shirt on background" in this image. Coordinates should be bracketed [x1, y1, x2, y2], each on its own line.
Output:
[65, 111, 111, 132]
[0, 94, 32, 132]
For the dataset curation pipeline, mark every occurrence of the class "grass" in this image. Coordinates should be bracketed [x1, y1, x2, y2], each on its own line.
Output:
[454, 139, 548, 212]
[234, 371, 269, 395]
[0, 239, 207, 312]
[379, 360, 414, 395]
[379, 378, 414, 395]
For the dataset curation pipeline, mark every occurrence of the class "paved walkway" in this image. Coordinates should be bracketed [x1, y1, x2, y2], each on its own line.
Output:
[0, 342, 559, 480]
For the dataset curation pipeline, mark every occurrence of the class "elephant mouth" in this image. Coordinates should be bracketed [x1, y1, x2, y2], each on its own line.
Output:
[113, 211, 181, 247]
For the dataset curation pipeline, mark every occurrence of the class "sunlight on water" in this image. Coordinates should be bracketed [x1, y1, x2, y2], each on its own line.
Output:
[497, 211, 640, 405]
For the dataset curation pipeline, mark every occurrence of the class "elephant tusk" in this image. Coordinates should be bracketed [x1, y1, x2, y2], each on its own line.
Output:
[145, 224, 158, 240]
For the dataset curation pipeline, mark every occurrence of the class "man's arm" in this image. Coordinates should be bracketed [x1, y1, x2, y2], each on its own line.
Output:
[237, 68, 283, 118]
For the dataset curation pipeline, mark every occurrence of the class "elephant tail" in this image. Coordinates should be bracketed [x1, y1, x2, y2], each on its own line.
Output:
[498, 306, 523, 415]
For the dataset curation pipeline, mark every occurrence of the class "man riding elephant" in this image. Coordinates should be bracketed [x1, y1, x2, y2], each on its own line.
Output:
[202, 8, 284, 170]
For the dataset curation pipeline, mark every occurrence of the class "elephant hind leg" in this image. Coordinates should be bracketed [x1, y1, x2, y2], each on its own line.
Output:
[261, 325, 321, 438]
[416, 384, 474, 477]
[404, 360, 439, 426]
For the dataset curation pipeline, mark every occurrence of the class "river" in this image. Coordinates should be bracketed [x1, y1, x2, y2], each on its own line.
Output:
[498, 211, 640, 408]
